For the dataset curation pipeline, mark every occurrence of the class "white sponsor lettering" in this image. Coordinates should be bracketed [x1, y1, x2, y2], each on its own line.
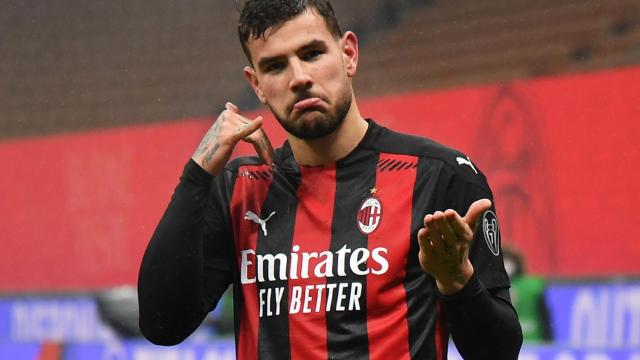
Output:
[258, 287, 285, 317]
[350, 248, 370, 276]
[336, 283, 349, 311]
[240, 249, 256, 284]
[371, 247, 389, 275]
[240, 245, 390, 284]
[257, 253, 288, 282]
[244, 245, 389, 318]
[258, 282, 364, 318]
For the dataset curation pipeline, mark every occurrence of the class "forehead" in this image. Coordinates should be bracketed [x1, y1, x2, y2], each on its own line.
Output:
[246, 10, 337, 63]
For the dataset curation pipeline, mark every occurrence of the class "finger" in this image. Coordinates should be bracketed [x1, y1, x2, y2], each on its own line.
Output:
[225, 102, 240, 113]
[435, 211, 456, 240]
[434, 211, 458, 252]
[247, 126, 274, 166]
[444, 209, 472, 243]
[418, 227, 439, 255]
[425, 212, 448, 255]
[417, 227, 436, 272]
[417, 227, 430, 249]
[463, 199, 492, 229]
[232, 116, 264, 142]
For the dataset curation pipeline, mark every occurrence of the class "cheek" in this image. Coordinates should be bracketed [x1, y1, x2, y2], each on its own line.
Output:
[325, 60, 345, 83]
[317, 60, 347, 96]
[261, 79, 288, 104]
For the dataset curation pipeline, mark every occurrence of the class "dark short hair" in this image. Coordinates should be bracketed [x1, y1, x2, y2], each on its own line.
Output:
[238, 0, 342, 64]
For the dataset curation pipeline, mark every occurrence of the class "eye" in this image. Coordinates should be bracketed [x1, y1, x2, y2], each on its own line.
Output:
[264, 61, 285, 73]
[302, 49, 323, 61]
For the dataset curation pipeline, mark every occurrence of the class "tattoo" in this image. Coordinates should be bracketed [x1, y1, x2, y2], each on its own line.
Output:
[203, 144, 220, 167]
[193, 122, 221, 158]
[236, 123, 250, 134]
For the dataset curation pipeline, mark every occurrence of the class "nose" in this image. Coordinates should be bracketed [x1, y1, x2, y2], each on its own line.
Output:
[288, 59, 313, 92]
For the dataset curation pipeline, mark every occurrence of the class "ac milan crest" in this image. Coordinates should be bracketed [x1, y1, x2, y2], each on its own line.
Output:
[357, 197, 383, 235]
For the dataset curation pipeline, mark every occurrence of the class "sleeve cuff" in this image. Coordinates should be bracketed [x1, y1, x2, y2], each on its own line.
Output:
[436, 271, 485, 305]
[183, 158, 214, 186]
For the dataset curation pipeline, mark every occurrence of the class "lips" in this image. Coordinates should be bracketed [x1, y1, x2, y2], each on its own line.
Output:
[293, 97, 322, 111]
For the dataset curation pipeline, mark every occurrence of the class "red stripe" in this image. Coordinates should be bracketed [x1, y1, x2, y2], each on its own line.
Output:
[231, 165, 273, 360]
[435, 301, 449, 360]
[362, 206, 369, 226]
[366, 154, 417, 360]
[363, 206, 370, 225]
[288, 165, 335, 360]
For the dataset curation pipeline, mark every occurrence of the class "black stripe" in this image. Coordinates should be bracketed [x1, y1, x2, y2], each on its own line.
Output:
[326, 154, 379, 360]
[226, 170, 244, 359]
[381, 160, 397, 171]
[257, 171, 269, 180]
[400, 162, 415, 170]
[390, 161, 405, 171]
[377, 158, 392, 168]
[256, 165, 301, 360]
[405, 157, 444, 358]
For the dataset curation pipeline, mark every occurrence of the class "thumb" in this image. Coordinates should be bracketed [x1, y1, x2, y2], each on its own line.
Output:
[225, 102, 240, 113]
[463, 199, 492, 229]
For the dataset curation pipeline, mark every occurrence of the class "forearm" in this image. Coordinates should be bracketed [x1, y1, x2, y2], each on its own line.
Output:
[442, 272, 523, 359]
[138, 160, 221, 345]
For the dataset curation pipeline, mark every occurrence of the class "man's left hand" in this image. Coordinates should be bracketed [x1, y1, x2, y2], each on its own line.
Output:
[417, 199, 492, 295]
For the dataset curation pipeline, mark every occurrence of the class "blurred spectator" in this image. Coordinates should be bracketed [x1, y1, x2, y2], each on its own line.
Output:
[504, 248, 552, 342]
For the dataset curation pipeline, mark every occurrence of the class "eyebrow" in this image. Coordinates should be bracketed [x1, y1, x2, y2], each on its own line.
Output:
[257, 39, 328, 71]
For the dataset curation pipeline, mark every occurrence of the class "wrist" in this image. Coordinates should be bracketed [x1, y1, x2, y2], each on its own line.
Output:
[435, 260, 474, 295]
[191, 155, 224, 176]
[185, 158, 215, 184]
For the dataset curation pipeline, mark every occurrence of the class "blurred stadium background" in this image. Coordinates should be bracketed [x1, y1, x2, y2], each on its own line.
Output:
[1, 0, 640, 359]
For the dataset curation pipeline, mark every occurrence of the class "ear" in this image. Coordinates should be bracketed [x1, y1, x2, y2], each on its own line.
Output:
[341, 31, 359, 77]
[243, 66, 267, 104]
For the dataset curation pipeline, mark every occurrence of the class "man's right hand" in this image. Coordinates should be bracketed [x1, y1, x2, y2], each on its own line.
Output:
[192, 102, 274, 176]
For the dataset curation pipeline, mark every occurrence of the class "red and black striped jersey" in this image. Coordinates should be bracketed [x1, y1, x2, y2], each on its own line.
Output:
[138, 119, 515, 359]
[201, 120, 511, 359]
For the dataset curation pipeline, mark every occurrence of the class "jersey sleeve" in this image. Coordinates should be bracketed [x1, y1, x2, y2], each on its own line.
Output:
[444, 161, 511, 291]
[202, 164, 236, 306]
[138, 159, 235, 345]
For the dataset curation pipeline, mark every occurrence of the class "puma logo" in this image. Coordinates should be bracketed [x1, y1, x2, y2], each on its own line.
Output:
[244, 211, 276, 236]
[456, 156, 478, 174]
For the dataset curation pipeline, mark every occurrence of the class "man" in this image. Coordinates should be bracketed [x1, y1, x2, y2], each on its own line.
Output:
[138, 0, 523, 359]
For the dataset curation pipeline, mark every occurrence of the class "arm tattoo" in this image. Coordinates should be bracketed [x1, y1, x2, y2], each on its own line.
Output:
[261, 136, 270, 150]
[193, 123, 221, 158]
[203, 144, 221, 167]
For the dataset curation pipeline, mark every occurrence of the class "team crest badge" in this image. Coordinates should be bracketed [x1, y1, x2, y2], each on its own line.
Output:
[482, 210, 500, 256]
[357, 196, 383, 235]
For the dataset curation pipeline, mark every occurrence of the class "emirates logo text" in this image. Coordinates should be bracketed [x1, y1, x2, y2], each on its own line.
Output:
[240, 245, 389, 317]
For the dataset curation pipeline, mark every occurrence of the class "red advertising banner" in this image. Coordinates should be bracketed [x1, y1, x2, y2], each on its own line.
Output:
[1, 66, 639, 291]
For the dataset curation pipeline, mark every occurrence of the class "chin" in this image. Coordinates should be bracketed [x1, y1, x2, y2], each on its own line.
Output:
[296, 110, 327, 126]
[286, 112, 342, 140]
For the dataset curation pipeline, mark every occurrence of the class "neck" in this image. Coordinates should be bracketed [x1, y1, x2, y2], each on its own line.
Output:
[288, 99, 368, 166]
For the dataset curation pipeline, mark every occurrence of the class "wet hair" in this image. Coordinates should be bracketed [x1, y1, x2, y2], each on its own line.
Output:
[238, 0, 342, 64]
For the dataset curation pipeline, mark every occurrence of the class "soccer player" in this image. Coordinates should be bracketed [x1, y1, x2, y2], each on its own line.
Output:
[138, 0, 523, 359]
